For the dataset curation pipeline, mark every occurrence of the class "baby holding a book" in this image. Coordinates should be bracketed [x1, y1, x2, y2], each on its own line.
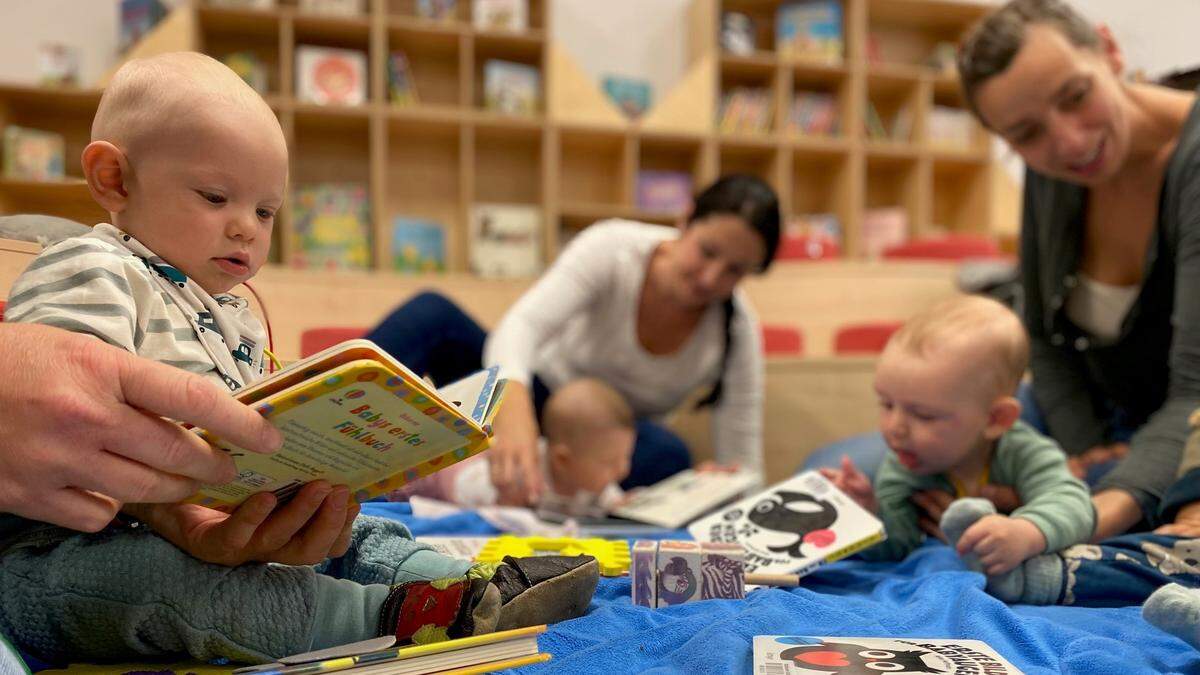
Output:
[0, 52, 597, 666]
[822, 294, 1096, 601]
[391, 377, 635, 516]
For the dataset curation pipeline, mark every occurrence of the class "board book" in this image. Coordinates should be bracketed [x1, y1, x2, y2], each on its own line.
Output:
[612, 468, 759, 529]
[235, 625, 549, 674]
[190, 339, 505, 510]
[753, 635, 1022, 674]
[688, 471, 884, 575]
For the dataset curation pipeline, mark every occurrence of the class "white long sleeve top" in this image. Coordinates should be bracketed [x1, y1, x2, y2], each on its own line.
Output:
[483, 220, 765, 479]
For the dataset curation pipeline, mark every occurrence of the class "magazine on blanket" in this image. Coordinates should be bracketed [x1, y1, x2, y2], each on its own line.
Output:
[188, 339, 506, 510]
[688, 471, 885, 575]
[752, 635, 1023, 675]
[611, 468, 760, 528]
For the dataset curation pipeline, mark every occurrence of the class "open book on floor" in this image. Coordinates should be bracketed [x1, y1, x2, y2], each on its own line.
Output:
[190, 339, 506, 510]
[688, 471, 885, 576]
[611, 468, 760, 529]
[235, 626, 549, 675]
[753, 635, 1023, 674]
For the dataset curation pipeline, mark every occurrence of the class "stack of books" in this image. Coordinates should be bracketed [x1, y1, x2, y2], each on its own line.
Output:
[788, 92, 838, 136]
[719, 87, 773, 134]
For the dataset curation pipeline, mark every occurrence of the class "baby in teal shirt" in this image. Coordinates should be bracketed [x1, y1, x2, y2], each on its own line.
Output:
[823, 294, 1095, 601]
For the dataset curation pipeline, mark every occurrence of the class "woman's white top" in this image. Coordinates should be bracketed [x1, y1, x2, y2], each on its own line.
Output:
[1065, 273, 1139, 344]
[484, 220, 765, 479]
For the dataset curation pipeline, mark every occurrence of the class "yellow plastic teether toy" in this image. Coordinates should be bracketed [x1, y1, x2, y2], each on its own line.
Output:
[475, 535, 631, 577]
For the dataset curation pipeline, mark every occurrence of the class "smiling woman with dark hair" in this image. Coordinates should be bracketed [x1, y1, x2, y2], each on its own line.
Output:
[367, 174, 781, 506]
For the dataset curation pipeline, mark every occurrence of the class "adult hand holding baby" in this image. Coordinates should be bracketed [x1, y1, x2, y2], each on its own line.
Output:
[0, 323, 282, 532]
[913, 485, 1022, 542]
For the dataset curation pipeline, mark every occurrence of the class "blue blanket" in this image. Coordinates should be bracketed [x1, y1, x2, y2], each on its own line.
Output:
[362, 502, 1200, 674]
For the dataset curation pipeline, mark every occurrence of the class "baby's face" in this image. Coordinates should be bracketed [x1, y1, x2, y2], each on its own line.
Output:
[556, 427, 635, 496]
[873, 344, 995, 476]
[119, 111, 287, 295]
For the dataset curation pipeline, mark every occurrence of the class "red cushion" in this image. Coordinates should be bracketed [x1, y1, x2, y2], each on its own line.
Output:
[299, 327, 368, 358]
[834, 321, 904, 355]
[761, 325, 804, 356]
[0, 299, 5, 322]
[776, 233, 841, 261]
[882, 235, 1005, 261]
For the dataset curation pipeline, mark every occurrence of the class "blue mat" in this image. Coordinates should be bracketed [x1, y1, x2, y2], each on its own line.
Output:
[362, 502, 1200, 674]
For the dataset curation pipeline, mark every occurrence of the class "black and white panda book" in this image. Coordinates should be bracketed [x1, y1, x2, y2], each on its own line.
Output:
[752, 636, 1023, 675]
[687, 471, 885, 576]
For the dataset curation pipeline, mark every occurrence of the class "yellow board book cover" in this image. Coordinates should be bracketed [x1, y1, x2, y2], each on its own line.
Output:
[190, 339, 506, 510]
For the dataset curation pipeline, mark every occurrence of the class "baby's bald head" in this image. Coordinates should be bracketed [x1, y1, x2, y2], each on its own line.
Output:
[93, 52, 285, 159]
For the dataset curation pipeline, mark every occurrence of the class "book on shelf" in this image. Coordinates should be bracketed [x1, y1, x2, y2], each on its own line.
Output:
[298, 0, 364, 16]
[189, 339, 507, 511]
[864, 100, 888, 140]
[39, 43, 80, 87]
[296, 45, 368, 106]
[776, 0, 843, 63]
[602, 75, 653, 118]
[788, 92, 838, 136]
[222, 51, 270, 95]
[720, 11, 757, 56]
[3, 126, 65, 181]
[862, 206, 909, 259]
[719, 87, 774, 134]
[612, 468, 760, 529]
[417, 0, 458, 21]
[783, 213, 842, 260]
[470, 203, 541, 278]
[483, 60, 540, 115]
[472, 0, 527, 31]
[688, 471, 885, 576]
[391, 216, 446, 273]
[209, 0, 276, 8]
[388, 51, 419, 105]
[234, 625, 547, 674]
[753, 635, 1022, 674]
[928, 105, 977, 149]
[120, 0, 167, 53]
[291, 183, 372, 271]
[636, 170, 692, 214]
[864, 101, 912, 142]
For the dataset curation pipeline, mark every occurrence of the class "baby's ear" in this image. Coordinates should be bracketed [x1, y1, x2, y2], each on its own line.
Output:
[985, 396, 1022, 439]
[81, 141, 130, 214]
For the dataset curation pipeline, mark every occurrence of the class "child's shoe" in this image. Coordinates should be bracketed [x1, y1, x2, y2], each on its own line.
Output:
[379, 554, 599, 644]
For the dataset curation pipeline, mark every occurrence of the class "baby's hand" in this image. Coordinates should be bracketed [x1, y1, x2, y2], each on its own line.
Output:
[955, 515, 1046, 575]
[818, 455, 878, 514]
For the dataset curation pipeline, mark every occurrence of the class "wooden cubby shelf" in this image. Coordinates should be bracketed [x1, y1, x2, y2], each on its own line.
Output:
[0, 0, 1015, 269]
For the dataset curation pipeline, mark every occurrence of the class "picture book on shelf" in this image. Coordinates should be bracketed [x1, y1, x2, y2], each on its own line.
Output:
[862, 206, 909, 259]
[391, 216, 446, 272]
[472, 0, 527, 31]
[388, 51, 419, 105]
[291, 183, 372, 271]
[417, 0, 458, 21]
[753, 636, 1023, 675]
[235, 625, 548, 674]
[483, 60, 540, 115]
[190, 339, 507, 510]
[222, 51, 270, 95]
[636, 170, 693, 214]
[39, 43, 79, 86]
[469, 203, 541, 278]
[613, 468, 759, 529]
[296, 45, 368, 106]
[789, 92, 838, 136]
[602, 75, 653, 118]
[719, 87, 773, 134]
[3, 126, 64, 181]
[688, 471, 885, 576]
[776, 0, 843, 63]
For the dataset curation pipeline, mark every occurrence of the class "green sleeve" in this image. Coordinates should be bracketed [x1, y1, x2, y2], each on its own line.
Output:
[1001, 422, 1096, 552]
[859, 454, 930, 561]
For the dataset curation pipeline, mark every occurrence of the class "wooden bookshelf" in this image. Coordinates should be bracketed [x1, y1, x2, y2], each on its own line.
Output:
[0, 0, 1013, 269]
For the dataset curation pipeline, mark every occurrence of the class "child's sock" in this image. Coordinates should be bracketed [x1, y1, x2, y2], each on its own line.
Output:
[378, 555, 599, 644]
[1143, 583, 1200, 649]
[939, 497, 1063, 604]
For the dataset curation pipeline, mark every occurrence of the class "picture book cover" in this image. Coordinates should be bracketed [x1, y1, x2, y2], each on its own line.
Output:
[776, 0, 843, 63]
[469, 203, 541, 278]
[292, 183, 372, 270]
[613, 468, 759, 529]
[688, 471, 885, 575]
[636, 170, 692, 214]
[391, 216, 445, 272]
[472, 0, 527, 31]
[388, 51, 419, 105]
[417, 0, 458, 21]
[753, 636, 1023, 674]
[295, 45, 368, 106]
[191, 339, 506, 510]
[483, 59, 540, 115]
[3, 126, 64, 181]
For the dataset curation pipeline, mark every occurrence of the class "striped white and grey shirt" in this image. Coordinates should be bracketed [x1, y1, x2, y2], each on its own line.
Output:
[5, 224, 267, 391]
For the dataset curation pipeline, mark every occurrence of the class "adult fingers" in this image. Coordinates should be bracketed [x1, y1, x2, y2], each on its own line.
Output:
[115, 351, 282, 455]
[93, 401, 238, 487]
[27, 487, 121, 533]
[68, 447, 201, 506]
